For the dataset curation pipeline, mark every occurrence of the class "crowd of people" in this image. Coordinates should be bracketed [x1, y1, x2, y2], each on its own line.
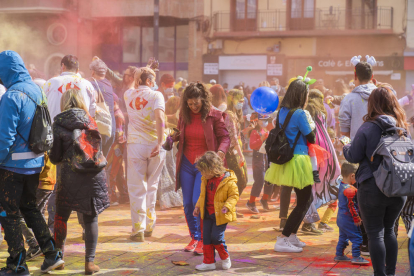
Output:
[0, 49, 413, 276]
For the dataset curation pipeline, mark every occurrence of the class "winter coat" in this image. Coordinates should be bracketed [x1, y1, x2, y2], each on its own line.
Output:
[343, 115, 405, 184]
[338, 83, 377, 139]
[175, 108, 231, 191]
[0, 51, 44, 171]
[196, 170, 239, 226]
[49, 108, 109, 216]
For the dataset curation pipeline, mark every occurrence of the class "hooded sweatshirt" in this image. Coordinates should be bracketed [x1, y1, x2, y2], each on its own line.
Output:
[0, 51, 44, 173]
[338, 83, 377, 139]
[343, 115, 403, 184]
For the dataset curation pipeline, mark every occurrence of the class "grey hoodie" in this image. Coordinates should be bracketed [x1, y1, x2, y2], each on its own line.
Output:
[338, 83, 377, 139]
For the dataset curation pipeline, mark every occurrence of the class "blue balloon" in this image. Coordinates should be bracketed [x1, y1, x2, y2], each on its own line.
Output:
[250, 86, 279, 115]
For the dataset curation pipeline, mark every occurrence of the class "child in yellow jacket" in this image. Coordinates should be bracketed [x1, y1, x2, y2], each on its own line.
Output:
[193, 151, 239, 271]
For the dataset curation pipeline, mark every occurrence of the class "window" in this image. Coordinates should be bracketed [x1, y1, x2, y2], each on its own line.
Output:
[232, 0, 258, 31]
[122, 26, 140, 63]
[142, 27, 154, 63]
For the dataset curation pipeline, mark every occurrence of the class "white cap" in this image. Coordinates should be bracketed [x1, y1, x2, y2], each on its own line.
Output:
[210, 79, 216, 84]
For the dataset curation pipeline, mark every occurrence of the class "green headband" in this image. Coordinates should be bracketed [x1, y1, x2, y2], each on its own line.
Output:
[297, 66, 316, 86]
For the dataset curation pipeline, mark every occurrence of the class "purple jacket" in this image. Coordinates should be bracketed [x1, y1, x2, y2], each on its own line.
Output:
[175, 108, 230, 191]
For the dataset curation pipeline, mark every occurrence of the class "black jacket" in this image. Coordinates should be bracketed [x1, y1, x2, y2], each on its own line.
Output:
[50, 108, 109, 216]
[343, 115, 402, 184]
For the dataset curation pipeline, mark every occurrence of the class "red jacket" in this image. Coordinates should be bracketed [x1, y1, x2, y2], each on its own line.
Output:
[175, 108, 230, 191]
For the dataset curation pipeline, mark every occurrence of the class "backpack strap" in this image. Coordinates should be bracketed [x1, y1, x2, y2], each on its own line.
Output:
[371, 120, 407, 136]
[276, 108, 301, 151]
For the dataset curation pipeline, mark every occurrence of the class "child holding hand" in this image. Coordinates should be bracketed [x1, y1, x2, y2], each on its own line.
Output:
[334, 162, 369, 265]
[193, 151, 240, 271]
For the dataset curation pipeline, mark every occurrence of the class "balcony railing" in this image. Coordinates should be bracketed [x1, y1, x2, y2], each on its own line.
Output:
[213, 7, 393, 33]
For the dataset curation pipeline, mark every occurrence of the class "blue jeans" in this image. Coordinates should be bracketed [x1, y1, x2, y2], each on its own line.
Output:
[336, 212, 363, 257]
[203, 212, 229, 264]
[410, 235, 414, 273]
[250, 150, 272, 198]
[358, 177, 406, 276]
[180, 155, 202, 241]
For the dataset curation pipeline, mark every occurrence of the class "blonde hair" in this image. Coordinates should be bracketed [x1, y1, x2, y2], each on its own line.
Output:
[195, 151, 226, 177]
[259, 81, 270, 87]
[60, 89, 88, 112]
[134, 67, 156, 89]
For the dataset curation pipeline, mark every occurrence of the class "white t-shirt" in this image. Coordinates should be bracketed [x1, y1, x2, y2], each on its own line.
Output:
[42, 72, 96, 122]
[124, 85, 166, 146]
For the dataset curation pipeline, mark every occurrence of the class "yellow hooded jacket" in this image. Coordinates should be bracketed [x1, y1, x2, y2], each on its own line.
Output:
[196, 170, 239, 226]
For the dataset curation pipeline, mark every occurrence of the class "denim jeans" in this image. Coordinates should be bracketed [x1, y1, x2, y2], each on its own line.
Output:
[180, 156, 202, 241]
[203, 212, 229, 264]
[358, 177, 406, 276]
[0, 169, 61, 270]
[250, 150, 273, 198]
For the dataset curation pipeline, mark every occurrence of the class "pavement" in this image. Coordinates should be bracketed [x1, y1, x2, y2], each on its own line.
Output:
[0, 154, 411, 275]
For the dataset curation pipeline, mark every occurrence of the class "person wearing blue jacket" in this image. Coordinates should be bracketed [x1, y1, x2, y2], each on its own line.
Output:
[0, 51, 64, 275]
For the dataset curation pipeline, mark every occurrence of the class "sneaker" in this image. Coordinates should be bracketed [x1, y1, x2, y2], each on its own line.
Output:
[130, 232, 145, 242]
[313, 171, 321, 183]
[259, 199, 271, 212]
[246, 202, 259, 214]
[184, 239, 198, 252]
[144, 231, 152, 237]
[279, 218, 287, 231]
[194, 241, 203, 255]
[318, 222, 334, 232]
[334, 255, 351, 262]
[302, 223, 323, 235]
[274, 236, 303, 253]
[195, 262, 216, 271]
[236, 212, 244, 218]
[26, 246, 42, 261]
[40, 253, 65, 273]
[288, 234, 306, 248]
[222, 256, 231, 270]
[111, 202, 119, 206]
[361, 245, 370, 256]
[0, 265, 30, 275]
[351, 256, 370, 265]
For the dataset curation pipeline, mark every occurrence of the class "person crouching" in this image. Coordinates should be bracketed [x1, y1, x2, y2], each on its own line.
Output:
[193, 151, 239, 271]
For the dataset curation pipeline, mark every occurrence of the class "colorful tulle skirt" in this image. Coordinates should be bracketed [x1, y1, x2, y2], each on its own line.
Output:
[265, 154, 314, 190]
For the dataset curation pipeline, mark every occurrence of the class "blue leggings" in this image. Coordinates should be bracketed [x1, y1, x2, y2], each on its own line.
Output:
[180, 155, 202, 241]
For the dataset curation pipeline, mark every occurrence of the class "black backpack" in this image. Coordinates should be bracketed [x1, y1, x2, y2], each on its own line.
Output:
[265, 108, 301, 165]
[18, 91, 53, 154]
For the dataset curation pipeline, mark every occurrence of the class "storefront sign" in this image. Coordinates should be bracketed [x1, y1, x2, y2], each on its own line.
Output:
[204, 63, 219, 75]
[315, 57, 404, 70]
[219, 55, 267, 70]
[267, 64, 283, 76]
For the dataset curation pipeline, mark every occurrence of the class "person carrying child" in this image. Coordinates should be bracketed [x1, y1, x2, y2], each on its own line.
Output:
[334, 162, 369, 265]
[193, 151, 239, 271]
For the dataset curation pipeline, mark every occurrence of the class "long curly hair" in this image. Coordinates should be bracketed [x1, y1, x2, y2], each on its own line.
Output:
[180, 82, 212, 125]
[306, 89, 327, 119]
[364, 87, 408, 136]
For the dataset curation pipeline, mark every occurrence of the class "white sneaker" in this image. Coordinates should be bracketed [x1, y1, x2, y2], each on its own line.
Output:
[195, 262, 216, 271]
[274, 236, 303, 253]
[288, 233, 306, 248]
[222, 256, 231, 270]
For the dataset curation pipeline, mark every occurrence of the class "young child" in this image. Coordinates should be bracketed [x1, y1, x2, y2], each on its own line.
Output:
[246, 114, 273, 213]
[193, 151, 240, 271]
[334, 162, 369, 264]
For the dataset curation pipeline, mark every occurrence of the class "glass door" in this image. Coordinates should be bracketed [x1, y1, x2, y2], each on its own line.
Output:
[288, 0, 315, 30]
[232, 0, 258, 31]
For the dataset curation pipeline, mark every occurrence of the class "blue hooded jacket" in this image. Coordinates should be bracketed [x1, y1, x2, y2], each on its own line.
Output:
[0, 51, 44, 173]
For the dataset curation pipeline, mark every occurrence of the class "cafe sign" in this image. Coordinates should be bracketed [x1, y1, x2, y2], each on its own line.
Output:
[316, 57, 403, 70]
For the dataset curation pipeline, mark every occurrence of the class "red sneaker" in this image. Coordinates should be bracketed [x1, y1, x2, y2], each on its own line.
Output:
[184, 239, 198, 252]
[194, 241, 204, 255]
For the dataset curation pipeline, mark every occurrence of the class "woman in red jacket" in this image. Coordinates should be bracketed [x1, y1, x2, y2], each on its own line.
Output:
[172, 82, 230, 255]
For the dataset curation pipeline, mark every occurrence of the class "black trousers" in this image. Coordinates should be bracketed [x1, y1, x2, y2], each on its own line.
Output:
[0, 169, 60, 270]
[282, 185, 313, 237]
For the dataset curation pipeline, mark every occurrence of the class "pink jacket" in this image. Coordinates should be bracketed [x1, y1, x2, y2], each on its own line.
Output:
[175, 108, 230, 191]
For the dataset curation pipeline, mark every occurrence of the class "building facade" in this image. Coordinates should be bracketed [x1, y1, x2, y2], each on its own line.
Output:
[203, 0, 407, 95]
[0, 0, 409, 95]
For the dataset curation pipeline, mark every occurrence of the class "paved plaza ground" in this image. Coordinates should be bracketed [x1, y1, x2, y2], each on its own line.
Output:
[0, 155, 410, 275]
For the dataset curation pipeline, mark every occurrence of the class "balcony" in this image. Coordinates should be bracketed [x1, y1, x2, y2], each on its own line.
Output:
[0, 0, 71, 14]
[213, 7, 394, 37]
